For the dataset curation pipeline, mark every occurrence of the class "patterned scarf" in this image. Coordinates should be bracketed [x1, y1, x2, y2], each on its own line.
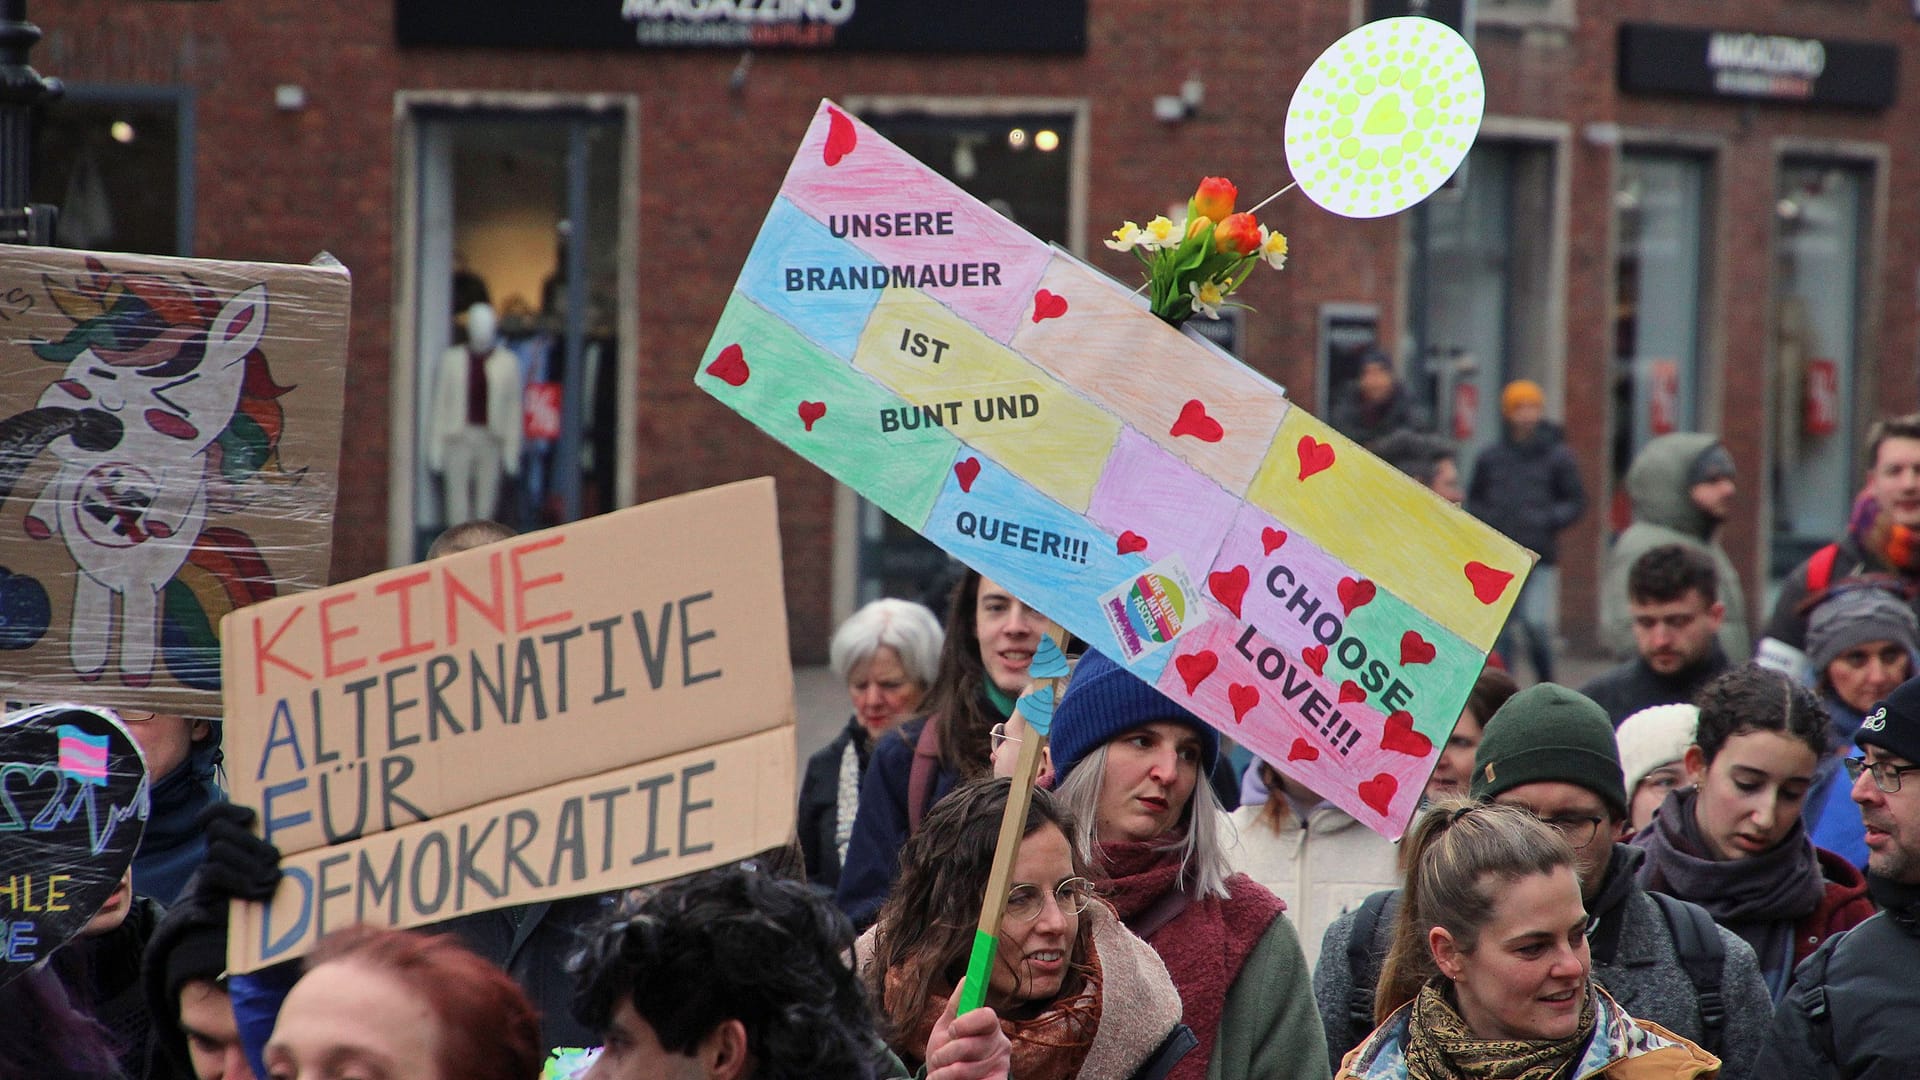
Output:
[1402, 977, 1593, 1080]
[833, 738, 861, 869]
[1851, 491, 1920, 576]
[885, 940, 1102, 1080]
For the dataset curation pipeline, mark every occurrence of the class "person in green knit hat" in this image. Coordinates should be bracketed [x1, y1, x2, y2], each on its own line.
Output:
[1316, 683, 1772, 1079]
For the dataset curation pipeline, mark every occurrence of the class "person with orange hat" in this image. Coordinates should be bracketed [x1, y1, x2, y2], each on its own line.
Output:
[1466, 380, 1587, 681]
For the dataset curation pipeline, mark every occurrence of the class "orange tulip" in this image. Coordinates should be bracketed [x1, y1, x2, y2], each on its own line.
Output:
[1191, 177, 1237, 224]
[1214, 212, 1261, 257]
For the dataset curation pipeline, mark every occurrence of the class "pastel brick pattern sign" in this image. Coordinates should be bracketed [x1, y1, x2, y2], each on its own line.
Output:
[697, 100, 1532, 836]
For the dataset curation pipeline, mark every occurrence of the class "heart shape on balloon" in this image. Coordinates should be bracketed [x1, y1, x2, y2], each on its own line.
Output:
[0, 704, 149, 989]
[1380, 711, 1433, 757]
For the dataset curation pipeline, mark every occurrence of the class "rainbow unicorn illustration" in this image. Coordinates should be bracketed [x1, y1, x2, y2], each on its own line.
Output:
[0, 258, 293, 688]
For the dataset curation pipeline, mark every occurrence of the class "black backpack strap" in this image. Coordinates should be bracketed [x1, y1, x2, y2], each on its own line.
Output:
[1791, 937, 1841, 1067]
[1648, 892, 1725, 1057]
[1346, 889, 1399, 1036]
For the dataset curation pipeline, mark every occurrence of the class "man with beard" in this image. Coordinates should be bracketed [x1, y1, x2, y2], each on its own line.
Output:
[1582, 545, 1731, 726]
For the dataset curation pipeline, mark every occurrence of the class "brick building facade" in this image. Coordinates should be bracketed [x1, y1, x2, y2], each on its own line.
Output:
[32, 0, 1920, 661]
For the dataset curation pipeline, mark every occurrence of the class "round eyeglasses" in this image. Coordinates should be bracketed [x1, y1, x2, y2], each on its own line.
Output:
[1004, 877, 1094, 924]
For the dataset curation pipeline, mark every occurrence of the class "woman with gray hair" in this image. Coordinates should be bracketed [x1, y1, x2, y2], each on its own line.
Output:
[799, 598, 944, 890]
[1044, 649, 1326, 1080]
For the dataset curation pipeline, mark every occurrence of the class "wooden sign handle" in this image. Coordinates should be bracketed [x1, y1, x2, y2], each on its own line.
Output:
[956, 625, 1071, 1015]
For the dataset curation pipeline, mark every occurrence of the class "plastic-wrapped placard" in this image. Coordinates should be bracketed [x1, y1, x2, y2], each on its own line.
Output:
[0, 249, 351, 717]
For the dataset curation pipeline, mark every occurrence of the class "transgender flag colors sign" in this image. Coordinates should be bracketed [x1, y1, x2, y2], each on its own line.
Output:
[695, 101, 1534, 837]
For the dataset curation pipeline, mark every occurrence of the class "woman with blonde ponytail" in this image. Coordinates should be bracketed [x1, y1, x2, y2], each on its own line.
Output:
[1341, 800, 1719, 1080]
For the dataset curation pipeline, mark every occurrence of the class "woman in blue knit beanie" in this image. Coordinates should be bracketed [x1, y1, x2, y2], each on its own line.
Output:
[1047, 650, 1328, 1080]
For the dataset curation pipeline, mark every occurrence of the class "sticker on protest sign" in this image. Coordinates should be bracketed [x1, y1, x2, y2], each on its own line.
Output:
[223, 478, 796, 971]
[0, 704, 149, 988]
[695, 102, 1530, 837]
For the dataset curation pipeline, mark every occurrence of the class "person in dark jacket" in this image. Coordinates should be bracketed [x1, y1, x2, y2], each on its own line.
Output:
[1315, 684, 1771, 1078]
[1755, 673, 1920, 1076]
[798, 598, 944, 892]
[836, 571, 1051, 929]
[1633, 665, 1875, 1001]
[142, 870, 257, 1080]
[1329, 349, 1427, 449]
[121, 711, 224, 906]
[1582, 544, 1731, 726]
[52, 872, 174, 1080]
[1467, 380, 1586, 681]
[1761, 413, 1920, 677]
[1602, 433, 1749, 663]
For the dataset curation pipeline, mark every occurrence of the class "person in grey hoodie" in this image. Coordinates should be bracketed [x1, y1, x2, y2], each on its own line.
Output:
[1466, 380, 1586, 681]
[1313, 684, 1772, 1079]
[1601, 433, 1751, 662]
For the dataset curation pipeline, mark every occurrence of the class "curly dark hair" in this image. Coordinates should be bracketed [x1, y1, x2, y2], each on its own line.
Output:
[1695, 662, 1828, 763]
[867, 777, 1093, 1051]
[1627, 543, 1718, 605]
[569, 866, 880, 1080]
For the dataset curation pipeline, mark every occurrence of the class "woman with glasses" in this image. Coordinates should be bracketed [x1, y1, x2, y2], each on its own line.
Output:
[863, 777, 1196, 1080]
[1343, 800, 1719, 1079]
[1046, 650, 1327, 1080]
[1796, 585, 1920, 867]
[1634, 664, 1875, 1000]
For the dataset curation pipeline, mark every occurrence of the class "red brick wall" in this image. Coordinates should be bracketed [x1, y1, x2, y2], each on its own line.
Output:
[35, 0, 1920, 662]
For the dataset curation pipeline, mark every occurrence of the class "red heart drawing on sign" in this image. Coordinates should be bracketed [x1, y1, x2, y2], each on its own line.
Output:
[1297, 436, 1336, 480]
[953, 457, 981, 493]
[705, 344, 749, 387]
[1116, 531, 1149, 555]
[1400, 631, 1436, 666]
[823, 106, 857, 166]
[1381, 711, 1433, 757]
[1170, 400, 1224, 443]
[1464, 562, 1516, 605]
[1338, 577, 1376, 615]
[1339, 680, 1365, 704]
[797, 401, 827, 431]
[1208, 566, 1250, 618]
[1228, 683, 1259, 723]
[1301, 644, 1328, 676]
[1176, 651, 1218, 694]
[1032, 289, 1069, 322]
[1261, 527, 1288, 555]
[1288, 738, 1320, 762]
[1359, 773, 1398, 816]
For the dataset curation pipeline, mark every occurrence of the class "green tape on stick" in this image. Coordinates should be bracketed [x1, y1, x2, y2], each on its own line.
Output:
[958, 927, 998, 1015]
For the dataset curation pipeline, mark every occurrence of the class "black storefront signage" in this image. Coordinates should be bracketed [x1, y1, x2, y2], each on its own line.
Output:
[1619, 23, 1897, 109]
[396, 0, 1086, 53]
[1366, 0, 1471, 37]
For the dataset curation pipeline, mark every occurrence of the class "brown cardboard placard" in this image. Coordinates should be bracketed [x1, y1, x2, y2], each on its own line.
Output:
[222, 477, 796, 970]
[0, 248, 350, 717]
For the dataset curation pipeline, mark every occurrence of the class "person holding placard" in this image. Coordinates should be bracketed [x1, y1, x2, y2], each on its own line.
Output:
[863, 777, 1195, 1080]
[1047, 650, 1326, 1080]
[1339, 801, 1719, 1079]
[800, 599, 945, 892]
[838, 572, 1052, 928]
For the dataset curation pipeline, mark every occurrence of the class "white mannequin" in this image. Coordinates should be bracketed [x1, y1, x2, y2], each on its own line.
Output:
[427, 303, 522, 523]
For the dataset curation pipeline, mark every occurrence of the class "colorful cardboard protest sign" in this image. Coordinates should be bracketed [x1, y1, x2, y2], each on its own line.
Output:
[0, 248, 351, 717]
[0, 704, 149, 987]
[695, 102, 1532, 836]
[223, 478, 796, 971]
[1285, 17, 1485, 220]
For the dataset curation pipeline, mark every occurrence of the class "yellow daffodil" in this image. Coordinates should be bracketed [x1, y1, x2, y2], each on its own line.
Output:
[1141, 215, 1180, 251]
[1105, 220, 1145, 252]
[1189, 278, 1226, 320]
[1259, 225, 1289, 270]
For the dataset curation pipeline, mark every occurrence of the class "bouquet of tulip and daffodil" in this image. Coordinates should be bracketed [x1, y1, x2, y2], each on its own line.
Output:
[1106, 176, 1289, 327]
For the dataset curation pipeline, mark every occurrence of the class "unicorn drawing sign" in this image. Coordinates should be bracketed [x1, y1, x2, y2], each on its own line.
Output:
[0, 249, 350, 716]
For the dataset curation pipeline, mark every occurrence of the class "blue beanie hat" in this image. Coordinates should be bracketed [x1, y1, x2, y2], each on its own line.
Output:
[1049, 650, 1219, 785]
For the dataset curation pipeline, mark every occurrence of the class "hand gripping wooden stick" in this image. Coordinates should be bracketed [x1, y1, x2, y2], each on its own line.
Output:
[956, 627, 1072, 1015]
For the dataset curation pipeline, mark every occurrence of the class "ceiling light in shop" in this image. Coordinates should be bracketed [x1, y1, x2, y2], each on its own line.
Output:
[110, 121, 135, 144]
[1034, 129, 1060, 152]
[1007, 128, 1028, 150]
